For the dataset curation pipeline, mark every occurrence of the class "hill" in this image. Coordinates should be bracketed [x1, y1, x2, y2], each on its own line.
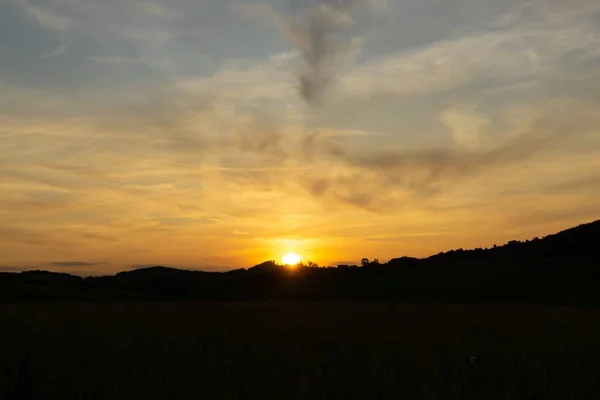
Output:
[1, 220, 599, 304]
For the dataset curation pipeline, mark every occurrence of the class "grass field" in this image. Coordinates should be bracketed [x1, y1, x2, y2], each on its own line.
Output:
[1, 302, 600, 399]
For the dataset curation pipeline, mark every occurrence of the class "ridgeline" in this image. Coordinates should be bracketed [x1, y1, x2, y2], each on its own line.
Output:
[2, 220, 599, 304]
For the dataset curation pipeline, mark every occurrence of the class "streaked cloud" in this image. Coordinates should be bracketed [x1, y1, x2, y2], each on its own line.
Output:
[16, 0, 70, 31]
[441, 105, 491, 149]
[51, 261, 106, 267]
[86, 56, 142, 64]
[39, 44, 67, 59]
[339, 23, 599, 100]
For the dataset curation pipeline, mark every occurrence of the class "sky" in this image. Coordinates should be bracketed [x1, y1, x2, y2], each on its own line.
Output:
[1, 0, 600, 275]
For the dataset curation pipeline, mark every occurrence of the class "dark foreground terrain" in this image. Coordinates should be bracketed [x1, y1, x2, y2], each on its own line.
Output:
[2, 302, 600, 400]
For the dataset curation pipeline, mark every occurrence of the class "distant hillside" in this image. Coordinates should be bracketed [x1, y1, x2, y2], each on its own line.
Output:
[1, 220, 599, 304]
[424, 220, 600, 262]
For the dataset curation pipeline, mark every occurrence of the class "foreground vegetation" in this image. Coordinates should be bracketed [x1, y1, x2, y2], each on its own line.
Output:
[2, 302, 600, 399]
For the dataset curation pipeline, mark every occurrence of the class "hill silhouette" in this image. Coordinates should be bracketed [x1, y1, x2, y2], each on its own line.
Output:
[1, 220, 599, 304]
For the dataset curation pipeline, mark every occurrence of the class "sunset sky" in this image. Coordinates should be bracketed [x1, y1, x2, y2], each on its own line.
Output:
[1, 0, 600, 275]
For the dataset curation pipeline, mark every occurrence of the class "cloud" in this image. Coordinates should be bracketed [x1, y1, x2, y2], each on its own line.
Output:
[127, 0, 178, 18]
[17, 0, 70, 31]
[86, 56, 141, 64]
[290, 2, 360, 107]
[335, 5, 600, 100]
[299, 98, 600, 211]
[177, 51, 297, 104]
[240, 2, 592, 105]
[541, 173, 600, 195]
[0, 266, 25, 273]
[39, 44, 67, 59]
[233, 1, 383, 107]
[50, 261, 106, 267]
[14, 1, 70, 64]
[441, 105, 491, 149]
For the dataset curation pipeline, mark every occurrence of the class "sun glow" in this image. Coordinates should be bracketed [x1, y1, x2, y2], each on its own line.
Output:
[281, 252, 302, 266]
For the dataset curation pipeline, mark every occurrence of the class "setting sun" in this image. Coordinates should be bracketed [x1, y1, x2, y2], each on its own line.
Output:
[281, 252, 302, 266]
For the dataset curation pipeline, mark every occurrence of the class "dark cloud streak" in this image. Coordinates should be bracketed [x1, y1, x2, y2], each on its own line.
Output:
[295, 2, 355, 107]
[268, 0, 382, 107]
[51, 261, 106, 267]
[0, 266, 25, 273]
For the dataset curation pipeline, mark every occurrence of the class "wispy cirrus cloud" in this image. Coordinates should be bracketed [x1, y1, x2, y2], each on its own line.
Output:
[39, 44, 67, 59]
[85, 56, 142, 64]
[16, 0, 70, 31]
[441, 105, 491, 149]
[339, 26, 599, 101]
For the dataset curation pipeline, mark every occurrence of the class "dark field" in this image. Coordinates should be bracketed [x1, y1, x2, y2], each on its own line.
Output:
[2, 303, 600, 399]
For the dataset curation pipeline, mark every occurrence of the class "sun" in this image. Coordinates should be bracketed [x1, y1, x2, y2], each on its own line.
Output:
[281, 252, 302, 266]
